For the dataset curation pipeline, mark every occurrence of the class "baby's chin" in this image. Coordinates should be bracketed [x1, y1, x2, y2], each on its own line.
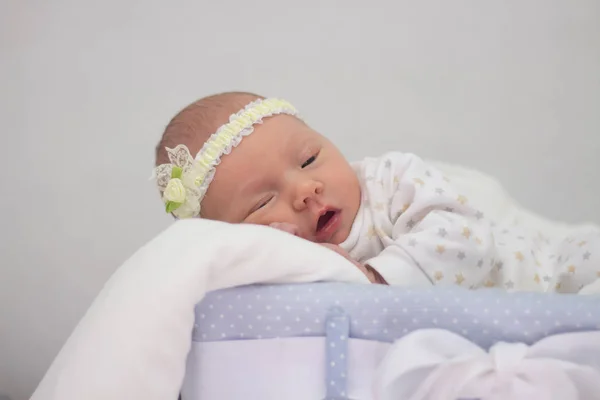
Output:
[329, 222, 352, 246]
[334, 204, 360, 245]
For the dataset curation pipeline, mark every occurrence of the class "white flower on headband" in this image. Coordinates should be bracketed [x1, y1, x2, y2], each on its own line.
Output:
[153, 145, 202, 219]
[163, 178, 186, 203]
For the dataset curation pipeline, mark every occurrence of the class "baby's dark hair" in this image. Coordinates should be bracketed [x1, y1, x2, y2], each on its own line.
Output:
[155, 91, 264, 166]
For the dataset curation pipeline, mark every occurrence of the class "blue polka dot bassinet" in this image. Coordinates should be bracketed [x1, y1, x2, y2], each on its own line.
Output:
[180, 283, 600, 400]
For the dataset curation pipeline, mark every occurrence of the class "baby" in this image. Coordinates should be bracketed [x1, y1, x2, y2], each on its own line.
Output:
[154, 92, 600, 293]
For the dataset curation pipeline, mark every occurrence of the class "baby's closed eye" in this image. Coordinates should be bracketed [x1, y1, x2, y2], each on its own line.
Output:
[301, 151, 320, 168]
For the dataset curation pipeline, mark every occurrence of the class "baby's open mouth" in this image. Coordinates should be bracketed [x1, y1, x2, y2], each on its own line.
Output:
[317, 210, 336, 232]
[314, 208, 342, 243]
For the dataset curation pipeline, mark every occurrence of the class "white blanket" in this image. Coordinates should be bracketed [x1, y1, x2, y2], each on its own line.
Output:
[375, 329, 600, 400]
[31, 220, 368, 400]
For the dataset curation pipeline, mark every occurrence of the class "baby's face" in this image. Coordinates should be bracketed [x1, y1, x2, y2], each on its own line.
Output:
[201, 115, 361, 245]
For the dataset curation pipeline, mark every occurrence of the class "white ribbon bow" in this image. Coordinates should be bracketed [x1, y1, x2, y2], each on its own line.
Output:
[374, 329, 600, 400]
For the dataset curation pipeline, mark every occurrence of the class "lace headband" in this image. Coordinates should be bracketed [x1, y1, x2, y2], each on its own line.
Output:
[153, 98, 300, 218]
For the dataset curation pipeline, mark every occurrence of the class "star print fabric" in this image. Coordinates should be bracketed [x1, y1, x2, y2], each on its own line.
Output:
[339, 152, 600, 293]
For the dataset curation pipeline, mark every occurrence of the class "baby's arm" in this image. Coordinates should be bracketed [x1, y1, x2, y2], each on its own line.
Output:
[366, 153, 499, 287]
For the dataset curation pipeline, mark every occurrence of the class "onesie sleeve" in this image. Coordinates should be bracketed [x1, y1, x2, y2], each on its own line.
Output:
[366, 153, 499, 288]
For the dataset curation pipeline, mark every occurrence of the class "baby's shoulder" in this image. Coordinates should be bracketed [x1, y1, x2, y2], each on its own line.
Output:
[355, 151, 459, 205]
[353, 151, 431, 178]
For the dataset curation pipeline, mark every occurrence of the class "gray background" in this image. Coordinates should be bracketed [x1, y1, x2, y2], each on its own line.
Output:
[1, 0, 599, 398]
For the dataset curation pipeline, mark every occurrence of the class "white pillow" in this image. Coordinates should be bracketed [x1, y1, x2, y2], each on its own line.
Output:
[31, 220, 367, 400]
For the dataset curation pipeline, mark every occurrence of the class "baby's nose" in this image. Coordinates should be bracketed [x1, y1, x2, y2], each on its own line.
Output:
[293, 179, 323, 210]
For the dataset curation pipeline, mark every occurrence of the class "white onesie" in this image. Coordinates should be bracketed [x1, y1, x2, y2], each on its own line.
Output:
[340, 152, 600, 293]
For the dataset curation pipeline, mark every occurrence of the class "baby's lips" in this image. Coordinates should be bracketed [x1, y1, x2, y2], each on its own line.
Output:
[269, 222, 300, 236]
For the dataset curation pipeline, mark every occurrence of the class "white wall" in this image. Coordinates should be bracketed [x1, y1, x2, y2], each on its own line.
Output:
[1, 0, 599, 398]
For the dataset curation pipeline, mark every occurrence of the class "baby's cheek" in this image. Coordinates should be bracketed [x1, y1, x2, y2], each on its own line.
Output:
[254, 207, 300, 229]
[244, 210, 277, 226]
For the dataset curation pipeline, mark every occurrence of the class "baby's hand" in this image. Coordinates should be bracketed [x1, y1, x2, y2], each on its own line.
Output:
[320, 243, 385, 284]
